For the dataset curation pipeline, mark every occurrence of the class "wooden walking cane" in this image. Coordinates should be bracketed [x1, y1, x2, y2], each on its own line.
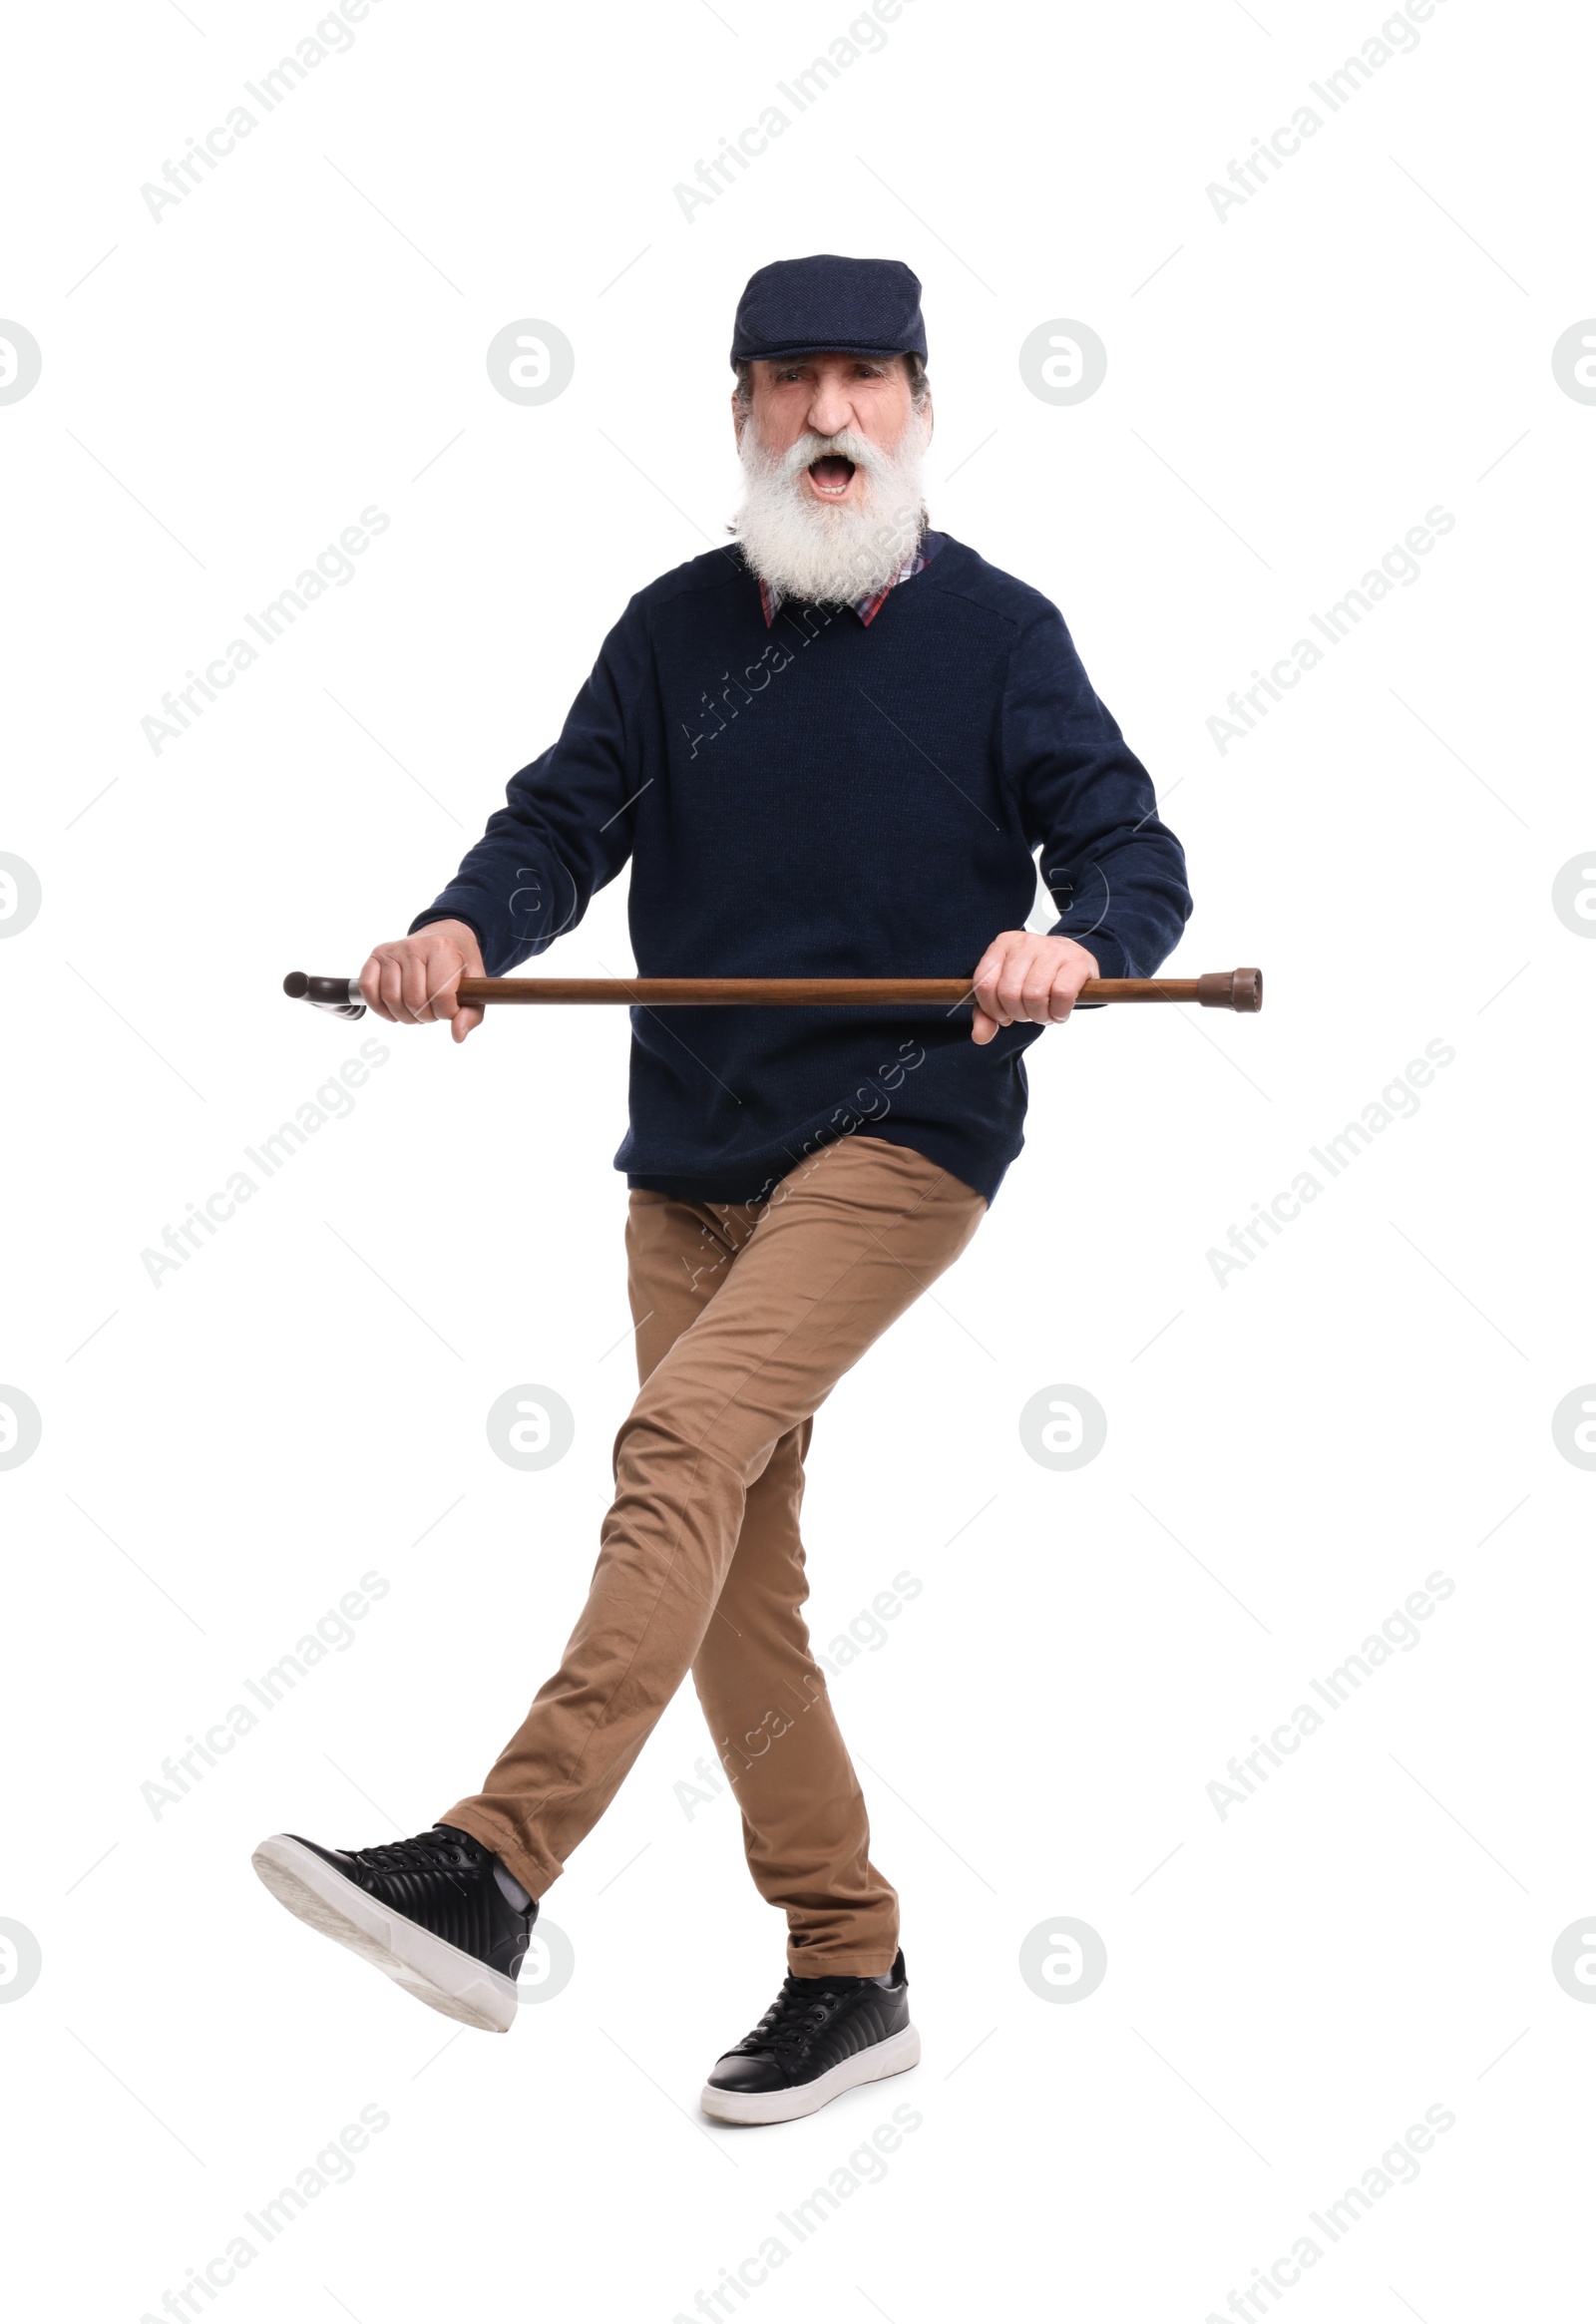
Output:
[284, 968, 1264, 1018]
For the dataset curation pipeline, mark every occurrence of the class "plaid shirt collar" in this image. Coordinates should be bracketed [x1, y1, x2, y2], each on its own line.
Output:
[756, 528, 943, 630]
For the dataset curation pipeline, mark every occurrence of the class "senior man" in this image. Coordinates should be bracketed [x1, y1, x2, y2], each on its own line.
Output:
[254, 254, 1191, 2124]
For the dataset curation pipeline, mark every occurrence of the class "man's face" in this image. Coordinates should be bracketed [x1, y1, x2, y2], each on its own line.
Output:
[734, 352, 921, 505]
[730, 349, 932, 603]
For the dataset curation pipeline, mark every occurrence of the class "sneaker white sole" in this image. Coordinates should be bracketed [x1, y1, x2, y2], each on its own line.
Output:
[251, 1834, 518, 2034]
[699, 2023, 921, 2125]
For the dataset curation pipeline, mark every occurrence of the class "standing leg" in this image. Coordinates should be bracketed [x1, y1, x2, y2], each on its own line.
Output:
[689, 1412, 900, 1974]
[624, 1194, 898, 1974]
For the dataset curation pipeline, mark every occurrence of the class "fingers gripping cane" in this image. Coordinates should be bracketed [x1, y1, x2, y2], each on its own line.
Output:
[282, 968, 1265, 1019]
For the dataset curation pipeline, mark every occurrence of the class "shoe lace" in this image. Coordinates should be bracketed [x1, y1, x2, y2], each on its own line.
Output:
[749, 1973, 857, 2060]
[345, 1829, 480, 1877]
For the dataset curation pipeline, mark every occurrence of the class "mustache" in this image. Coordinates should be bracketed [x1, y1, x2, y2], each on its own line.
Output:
[770, 428, 892, 483]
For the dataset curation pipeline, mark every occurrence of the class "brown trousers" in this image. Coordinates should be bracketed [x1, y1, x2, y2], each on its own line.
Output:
[441, 1132, 987, 1976]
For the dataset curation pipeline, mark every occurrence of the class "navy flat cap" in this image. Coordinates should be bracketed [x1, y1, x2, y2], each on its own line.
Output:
[730, 254, 927, 368]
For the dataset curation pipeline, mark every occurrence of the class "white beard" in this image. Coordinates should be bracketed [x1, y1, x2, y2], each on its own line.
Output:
[732, 407, 931, 603]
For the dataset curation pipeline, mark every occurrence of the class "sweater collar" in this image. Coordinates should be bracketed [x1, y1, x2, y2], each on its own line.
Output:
[755, 529, 944, 630]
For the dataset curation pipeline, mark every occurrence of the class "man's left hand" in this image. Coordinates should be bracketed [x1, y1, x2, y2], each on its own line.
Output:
[969, 932, 1101, 1045]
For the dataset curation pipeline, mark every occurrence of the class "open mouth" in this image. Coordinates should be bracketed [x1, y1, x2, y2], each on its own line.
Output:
[805, 454, 857, 500]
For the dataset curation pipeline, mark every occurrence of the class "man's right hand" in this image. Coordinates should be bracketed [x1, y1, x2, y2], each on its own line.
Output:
[358, 921, 487, 1043]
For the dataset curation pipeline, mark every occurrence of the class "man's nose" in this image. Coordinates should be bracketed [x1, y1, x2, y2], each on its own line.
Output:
[805, 387, 855, 441]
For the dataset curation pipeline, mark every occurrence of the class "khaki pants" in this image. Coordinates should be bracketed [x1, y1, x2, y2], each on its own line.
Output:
[442, 1133, 987, 1976]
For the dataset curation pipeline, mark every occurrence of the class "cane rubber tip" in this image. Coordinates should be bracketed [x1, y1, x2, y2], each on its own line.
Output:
[1234, 968, 1263, 1012]
[283, 971, 309, 999]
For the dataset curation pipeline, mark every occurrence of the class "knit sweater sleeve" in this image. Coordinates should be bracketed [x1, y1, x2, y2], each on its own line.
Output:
[1004, 602, 1192, 981]
[408, 598, 647, 974]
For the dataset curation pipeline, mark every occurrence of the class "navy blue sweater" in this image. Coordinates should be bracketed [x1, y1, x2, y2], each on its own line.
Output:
[412, 534, 1191, 1206]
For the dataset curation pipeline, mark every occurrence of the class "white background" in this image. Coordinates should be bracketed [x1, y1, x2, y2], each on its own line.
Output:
[3, 1, 1592, 2317]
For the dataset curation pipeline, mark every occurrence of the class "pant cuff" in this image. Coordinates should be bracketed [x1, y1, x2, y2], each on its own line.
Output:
[787, 1945, 900, 1979]
[437, 1801, 556, 1903]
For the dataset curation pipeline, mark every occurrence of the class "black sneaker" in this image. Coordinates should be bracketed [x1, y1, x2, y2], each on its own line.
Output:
[251, 1823, 535, 2033]
[700, 1949, 919, 2125]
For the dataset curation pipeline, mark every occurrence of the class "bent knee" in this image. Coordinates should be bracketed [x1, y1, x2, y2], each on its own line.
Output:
[616, 1351, 793, 1467]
